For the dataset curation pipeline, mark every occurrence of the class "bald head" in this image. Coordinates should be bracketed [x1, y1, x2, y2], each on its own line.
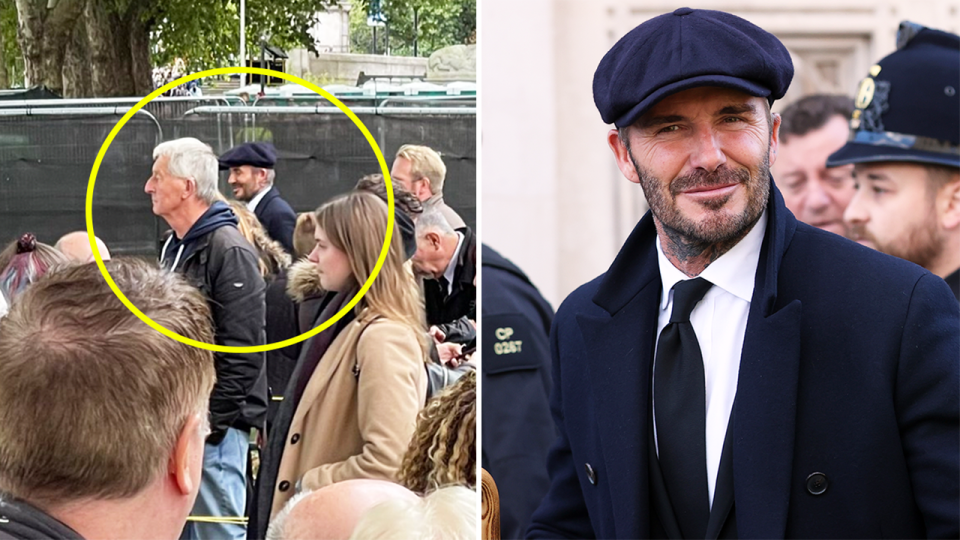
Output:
[268, 480, 419, 540]
[55, 232, 111, 263]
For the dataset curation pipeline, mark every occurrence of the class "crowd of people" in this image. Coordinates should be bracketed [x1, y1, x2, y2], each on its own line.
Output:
[0, 139, 477, 540]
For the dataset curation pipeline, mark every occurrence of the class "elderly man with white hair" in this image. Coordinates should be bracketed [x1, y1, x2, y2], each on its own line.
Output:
[146, 137, 267, 540]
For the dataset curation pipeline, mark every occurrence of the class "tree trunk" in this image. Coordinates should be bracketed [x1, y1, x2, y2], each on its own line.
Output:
[0, 23, 8, 88]
[83, 0, 151, 96]
[62, 7, 90, 97]
[126, 4, 152, 95]
[15, 0, 85, 94]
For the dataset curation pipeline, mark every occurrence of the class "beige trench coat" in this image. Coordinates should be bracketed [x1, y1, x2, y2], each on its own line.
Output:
[270, 308, 427, 518]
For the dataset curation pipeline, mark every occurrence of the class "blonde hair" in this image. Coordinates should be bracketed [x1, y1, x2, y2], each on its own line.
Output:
[0, 259, 215, 506]
[314, 191, 429, 357]
[396, 145, 447, 195]
[398, 371, 476, 493]
[228, 200, 291, 277]
[348, 485, 476, 540]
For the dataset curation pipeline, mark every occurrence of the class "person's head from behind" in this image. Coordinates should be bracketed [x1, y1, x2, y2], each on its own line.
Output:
[355, 173, 424, 219]
[355, 174, 423, 260]
[347, 485, 477, 540]
[293, 212, 318, 260]
[391, 145, 446, 202]
[0, 258, 216, 539]
[266, 480, 419, 540]
[228, 200, 291, 278]
[54, 231, 112, 263]
[772, 94, 855, 236]
[0, 233, 69, 304]
[398, 371, 476, 494]
[596, 9, 793, 254]
[146, 138, 219, 223]
[411, 209, 459, 279]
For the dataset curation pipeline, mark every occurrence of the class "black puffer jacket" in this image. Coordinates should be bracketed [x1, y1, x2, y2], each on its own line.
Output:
[160, 202, 268, 442]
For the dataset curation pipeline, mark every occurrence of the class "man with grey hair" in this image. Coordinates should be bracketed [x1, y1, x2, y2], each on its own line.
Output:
[146, 137, 267, 540]
[413, 210, 476, 340]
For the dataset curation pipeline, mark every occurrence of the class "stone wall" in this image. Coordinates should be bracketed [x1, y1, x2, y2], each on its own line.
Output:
[287, 50, 428, 85]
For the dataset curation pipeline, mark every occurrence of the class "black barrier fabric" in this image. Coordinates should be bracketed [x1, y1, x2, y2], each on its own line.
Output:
[0, 108, 476, 259]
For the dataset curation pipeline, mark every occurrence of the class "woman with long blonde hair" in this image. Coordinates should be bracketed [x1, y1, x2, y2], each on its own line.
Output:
[254, 190, 429, 533]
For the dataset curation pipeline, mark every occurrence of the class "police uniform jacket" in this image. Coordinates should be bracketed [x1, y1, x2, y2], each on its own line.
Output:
[526, 187, 960, 539]
[481, 245, 556, 540]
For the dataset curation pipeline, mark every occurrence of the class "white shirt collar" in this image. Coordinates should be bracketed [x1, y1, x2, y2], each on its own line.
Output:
[246, 184, 272, 212]
[657, 208, 768, 309]
[442, 232, 465, 294]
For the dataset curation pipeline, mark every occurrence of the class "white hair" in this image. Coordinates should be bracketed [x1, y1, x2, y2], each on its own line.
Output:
[265, 489, 313, 540]
[347, 486, 476, 540]
[152, 137, 219, 204]
[415, 209, 455, 238]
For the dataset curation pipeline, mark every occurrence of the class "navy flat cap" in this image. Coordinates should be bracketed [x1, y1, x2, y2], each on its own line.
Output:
[827, 22, 959, 169]
[218, 142, 277, 170]
[594, 7, 794, 128]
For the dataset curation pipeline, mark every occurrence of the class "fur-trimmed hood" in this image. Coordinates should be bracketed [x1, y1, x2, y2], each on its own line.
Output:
[286, 259, 325, 302]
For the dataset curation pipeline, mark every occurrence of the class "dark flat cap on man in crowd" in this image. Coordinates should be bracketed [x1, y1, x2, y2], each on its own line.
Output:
[593, 7, 794, 127]
[219, 142, 278, 170]
[827, 22, 960, 168]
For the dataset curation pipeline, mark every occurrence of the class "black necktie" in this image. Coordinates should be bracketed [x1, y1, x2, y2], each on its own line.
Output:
[654, 277, 713, 539]
[438, 276, 450, 296]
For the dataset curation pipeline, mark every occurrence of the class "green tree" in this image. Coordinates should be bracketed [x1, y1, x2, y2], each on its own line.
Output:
[5, 0, 337, 96]
[350, 0, 475, 57]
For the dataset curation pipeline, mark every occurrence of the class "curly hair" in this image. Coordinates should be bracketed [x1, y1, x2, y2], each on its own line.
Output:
[397, 370, 476, 494]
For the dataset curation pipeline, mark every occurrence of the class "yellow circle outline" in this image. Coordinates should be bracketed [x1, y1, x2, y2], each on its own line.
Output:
[85, 67, 395, 353]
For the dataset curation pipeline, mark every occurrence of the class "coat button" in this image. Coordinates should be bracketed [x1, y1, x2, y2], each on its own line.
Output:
[806, 472, 828, 495]
[585, 463, 597, 485]
[290, 433, 300, 444]
[279, 480, 291, 492]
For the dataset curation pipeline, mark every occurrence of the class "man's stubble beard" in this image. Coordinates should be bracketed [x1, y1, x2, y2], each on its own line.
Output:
[629, 149, 771, 259]
[850, 213, 943, 271]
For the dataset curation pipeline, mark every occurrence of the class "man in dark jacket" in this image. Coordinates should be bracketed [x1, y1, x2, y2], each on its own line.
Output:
[220, 141, 298, 254]
[147, 137, 267, 540]
[0, 260, 216, 540]
[528, 9, 958, 539]
[412, 209, 476, 340]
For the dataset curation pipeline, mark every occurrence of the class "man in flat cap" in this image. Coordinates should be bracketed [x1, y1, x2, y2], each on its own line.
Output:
[220, 141, 298, 254]
[527, 9, 958, 539]
[829, 23, 960, 302]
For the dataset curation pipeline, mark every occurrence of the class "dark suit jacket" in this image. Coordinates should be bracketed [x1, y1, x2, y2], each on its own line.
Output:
[526, 188, 960, 539]
[255, 187, 297, 254]
[424, 227, 477, 329]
